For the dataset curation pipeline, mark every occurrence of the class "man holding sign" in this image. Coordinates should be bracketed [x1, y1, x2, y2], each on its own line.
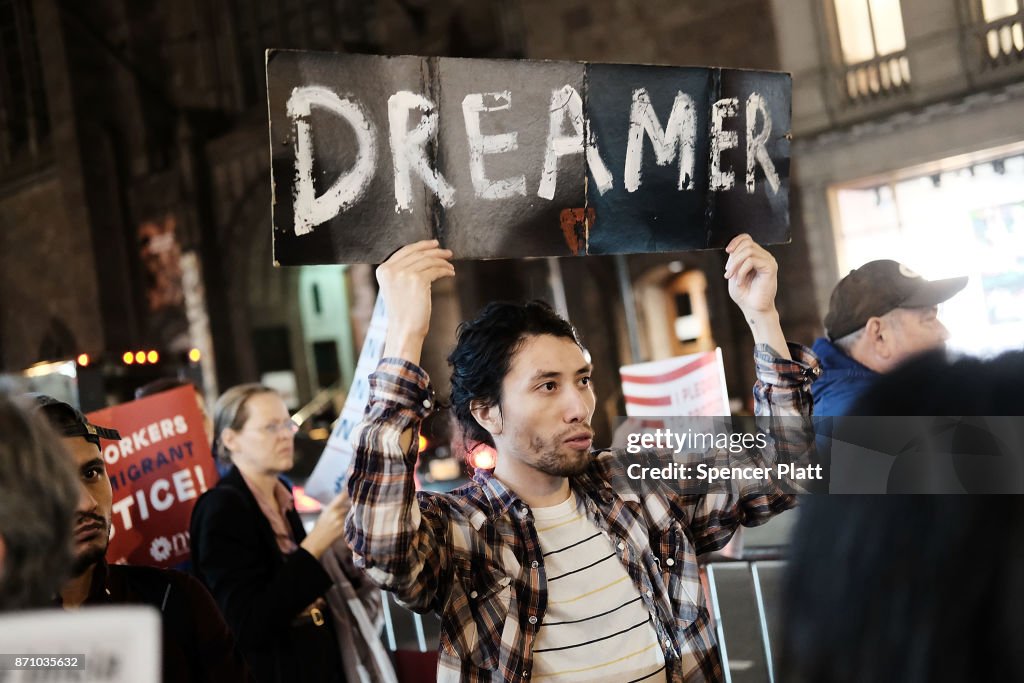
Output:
[32, 395, 251, 683]
[345, 235, 819, 682]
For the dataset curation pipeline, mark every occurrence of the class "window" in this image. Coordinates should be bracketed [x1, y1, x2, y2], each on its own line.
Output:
[0, 0, 49, 168]
[976, 0, 1024, 64]
[831, 0, 911, 102]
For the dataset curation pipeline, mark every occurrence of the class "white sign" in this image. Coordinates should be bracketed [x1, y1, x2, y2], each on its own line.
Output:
[305, 295, 387, 503]
[0, 606, 160, 682]
[619, 348, 730, 417]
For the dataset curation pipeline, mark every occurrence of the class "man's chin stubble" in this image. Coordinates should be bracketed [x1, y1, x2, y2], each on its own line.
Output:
[71, 545, 107, 577]
[534, 449, 591, 477]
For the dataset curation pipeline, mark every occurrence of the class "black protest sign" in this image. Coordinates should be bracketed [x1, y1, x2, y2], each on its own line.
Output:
[267, 51, 791, 265]
[434, 58, 586, 259]
[586, 65, 790, 253]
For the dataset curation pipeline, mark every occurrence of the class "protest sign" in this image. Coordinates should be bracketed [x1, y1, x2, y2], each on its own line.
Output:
[267, 52, 790, 264]
[87, 386, 217, 568]
[0, 607, 160, 682]
[619, 348, 731, 417]
[304, 294, 387, 503]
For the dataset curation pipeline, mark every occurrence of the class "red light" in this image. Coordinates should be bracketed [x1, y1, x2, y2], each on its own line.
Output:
[134, 351, 146, 364]
[418, 435, 428, 452]
[77, 353, 90, 367]
[471, 445, 497, 470]
[123, 352, 134, 365]
[292, 486, 323, 513]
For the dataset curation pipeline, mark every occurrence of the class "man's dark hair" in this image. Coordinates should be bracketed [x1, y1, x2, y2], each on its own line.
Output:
[448, 300, 583, 449]
[851, 349, 1024, 415]
[781, 495, 1024, 683]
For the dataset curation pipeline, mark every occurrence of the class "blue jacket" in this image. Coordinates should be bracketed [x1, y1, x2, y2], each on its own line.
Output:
[811, 337, 879, 416]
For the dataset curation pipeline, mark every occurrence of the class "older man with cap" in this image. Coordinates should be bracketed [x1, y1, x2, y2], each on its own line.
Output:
[31, 394, 253, 682]
[810, 260, 967, 415]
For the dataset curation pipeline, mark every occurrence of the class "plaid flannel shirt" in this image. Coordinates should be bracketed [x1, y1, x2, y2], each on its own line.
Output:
[346, 342, 819, 682]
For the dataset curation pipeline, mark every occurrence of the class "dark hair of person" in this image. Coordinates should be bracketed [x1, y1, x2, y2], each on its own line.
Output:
[447, 300, 583, 450]
[0, 390, 80, 611]
[780, 495, 1024, 682]
[780, 349, 1024, 682]
[850, 348, 1024, 416]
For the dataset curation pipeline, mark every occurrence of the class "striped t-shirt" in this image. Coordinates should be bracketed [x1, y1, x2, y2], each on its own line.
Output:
[531, 491, 667, 682]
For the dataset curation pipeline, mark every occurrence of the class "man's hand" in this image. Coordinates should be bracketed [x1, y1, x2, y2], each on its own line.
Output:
[724, 233, 790, 359]
[377, 240, 455, 365]
[725, 233, 778, 316]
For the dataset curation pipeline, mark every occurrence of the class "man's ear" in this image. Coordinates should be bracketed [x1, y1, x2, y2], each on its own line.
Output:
[865, 317, 892, 358]
[864, 317, 883, 341]
[470, 399, 502, 437]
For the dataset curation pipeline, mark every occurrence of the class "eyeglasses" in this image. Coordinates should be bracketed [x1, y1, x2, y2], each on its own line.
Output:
[247, 420, 298, 437]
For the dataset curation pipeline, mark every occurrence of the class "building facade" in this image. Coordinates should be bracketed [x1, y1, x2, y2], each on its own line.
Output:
[2, 0, 824, 442]
[773, 0, 1024, 355]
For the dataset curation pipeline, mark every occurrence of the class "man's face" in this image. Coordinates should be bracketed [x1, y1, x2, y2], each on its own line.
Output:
[63, 437, 112, 576]
[885, 306, 950, 368]
[493, 334, 596, 477]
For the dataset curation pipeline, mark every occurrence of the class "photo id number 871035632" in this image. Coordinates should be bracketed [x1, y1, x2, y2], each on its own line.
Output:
[0, 655, 85, 670]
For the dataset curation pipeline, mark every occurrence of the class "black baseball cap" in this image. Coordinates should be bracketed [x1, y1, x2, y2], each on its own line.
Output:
[824, 260, 967, 341]
[29, 394, 121, 447]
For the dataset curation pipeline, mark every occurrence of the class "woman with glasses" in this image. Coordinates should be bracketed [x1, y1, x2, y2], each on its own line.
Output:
[189, 384, 349, 683]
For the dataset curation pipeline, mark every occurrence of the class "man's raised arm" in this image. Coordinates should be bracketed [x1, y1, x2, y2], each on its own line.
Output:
[344, 240, 456, 612]
[655, 235, 819, 552]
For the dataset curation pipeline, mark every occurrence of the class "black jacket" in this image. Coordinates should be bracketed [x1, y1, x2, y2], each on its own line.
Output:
[70, 561, 252, 682]
[190, 466, 341, 683]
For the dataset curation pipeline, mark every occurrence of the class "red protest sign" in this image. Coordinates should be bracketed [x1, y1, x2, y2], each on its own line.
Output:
[87, 385, 218, 568]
